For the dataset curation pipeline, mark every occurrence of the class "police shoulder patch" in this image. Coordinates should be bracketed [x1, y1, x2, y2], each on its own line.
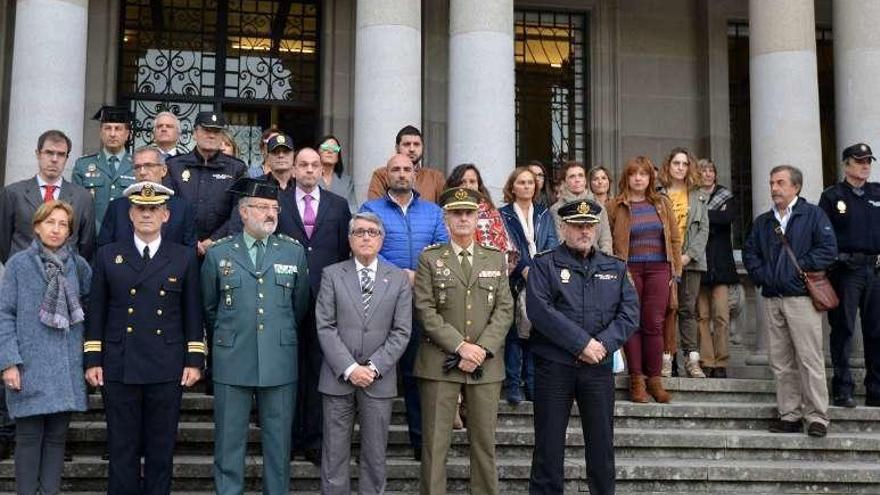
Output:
[277, 234, 301, 245]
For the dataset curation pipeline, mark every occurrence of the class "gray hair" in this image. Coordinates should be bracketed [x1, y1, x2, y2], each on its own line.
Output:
[133, 145, 166, 165]
[153, 111, 181, 133]
[349, 212, 385, 236]
[770, 164, 803, 193]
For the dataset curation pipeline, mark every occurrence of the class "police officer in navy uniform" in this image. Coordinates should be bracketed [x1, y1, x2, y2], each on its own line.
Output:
[165, 111, 247, 257]
[526, 199, 639, 495]
[819, 142, 880, 408]
[84, 182, 206, 495]
[73, 106, 137, 232]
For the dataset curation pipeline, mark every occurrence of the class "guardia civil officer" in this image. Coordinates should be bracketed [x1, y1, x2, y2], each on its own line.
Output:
[819, 142, 880, 408]
[413, 187, 513, 495]
[165, 111, 247, 256]
[526, 199, 639, 495]
[84, 181, 205, 495]
[73, 106, 137, 232]
[201, 178, 310, 495]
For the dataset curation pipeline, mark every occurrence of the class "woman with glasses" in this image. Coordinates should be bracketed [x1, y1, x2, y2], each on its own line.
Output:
[528, 161, 554, 208]
[0, 201, 91, 495]
[318, 135, 357, 212]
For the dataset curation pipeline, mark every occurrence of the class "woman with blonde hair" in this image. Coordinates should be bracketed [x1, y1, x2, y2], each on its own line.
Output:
[658, 147, 709, 378]
[607, 157, 682, 403]
[0, 201, 91, 494]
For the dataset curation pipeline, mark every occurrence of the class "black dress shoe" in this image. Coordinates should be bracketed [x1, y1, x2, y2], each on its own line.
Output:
[865, 397, 880, 408]
[807, 421, 828, 437]
[0, 440, 11, 461]
[703, 367, 715, 378]
[304, 448, 321, 466]
[768, 419, 802, 433]
[412, 447, 422, 461]
[64, 446, 73, 462]
[101, 449, 110, 461]
[713, 367, 727, 379]
[833, 395, 857, 408]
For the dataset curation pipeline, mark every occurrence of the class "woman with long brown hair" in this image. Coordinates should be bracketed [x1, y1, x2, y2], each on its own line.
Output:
[658, 147, 709, 378]
[608, 157, 682, 403]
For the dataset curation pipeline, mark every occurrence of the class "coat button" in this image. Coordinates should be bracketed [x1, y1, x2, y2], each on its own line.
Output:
[467, 305, 472, 310]
[156, 329, 163, 335]
[258, 324, 264, 330]
[258, 308, 264, 315]
[224, 285, 230, 290]
[156, 309, 163, 316]
[126, 326, 133, 333]
[258, 293, 264, 298]
[466, 320, 472, 326]
[130, 288, 136, 296]
[159, 290, 166, 296]
[258, 278, 263, 284]
[128, 308, 134, 315]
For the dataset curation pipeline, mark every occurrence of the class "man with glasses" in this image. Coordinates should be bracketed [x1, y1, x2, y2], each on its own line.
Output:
[165, 111, 247, 257]
[73, 106, 137, 232]
[315, 212, 411, 494]
[0, 129, 95, 460]
[286, 146, 352, 465]
[202, 177, 310, 495]
[97, 146, 196, 247]
[819, 142, 880, 408]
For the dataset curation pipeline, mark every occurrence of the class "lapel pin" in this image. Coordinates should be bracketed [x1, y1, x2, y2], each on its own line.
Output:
[114, 254, 123, 264]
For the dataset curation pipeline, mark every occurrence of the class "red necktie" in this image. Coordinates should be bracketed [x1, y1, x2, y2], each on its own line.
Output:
[43, 185, 56, 203]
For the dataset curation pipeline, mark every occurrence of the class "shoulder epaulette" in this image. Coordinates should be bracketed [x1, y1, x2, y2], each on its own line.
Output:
[480, 244, 502, 252]
[533, 249, 553, 258]
[76, 153, 98, 161]
[212, 235, 234, 246]
[423, 243, 444, 251]
[277, 234, 301, 245]
[822, 184, 838, 195]
[603, 252, 626, 263]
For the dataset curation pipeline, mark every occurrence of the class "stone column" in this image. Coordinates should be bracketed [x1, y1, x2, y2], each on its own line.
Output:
[747, 0, 822, 363]
[834, 0, 880, 181]
[352, 0, 421, 203]
[447, 0, 515, 201]
[5, 0, 89, 185]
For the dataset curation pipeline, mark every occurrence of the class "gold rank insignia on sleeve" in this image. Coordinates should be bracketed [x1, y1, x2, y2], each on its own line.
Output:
[83, 341, 102, 353]
[188, 341, 208, 355]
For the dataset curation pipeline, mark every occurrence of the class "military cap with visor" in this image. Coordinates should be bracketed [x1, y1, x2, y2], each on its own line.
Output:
[227, 177, 279, 201]
[124, 181, 174, 206]
[193, 111, 227, 129]
[842, 142, 876, 162]
[439, 187, 481, 211]
[267, 133, 294, 152]
[558, 199, 602, 224]
[92, 105, 133, 125]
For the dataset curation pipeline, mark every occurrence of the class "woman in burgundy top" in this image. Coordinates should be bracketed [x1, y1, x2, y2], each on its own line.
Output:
[608, 157, 683, 403]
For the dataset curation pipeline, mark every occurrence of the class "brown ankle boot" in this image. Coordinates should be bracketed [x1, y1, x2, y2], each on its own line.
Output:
[646, 376, 672, 403]
[629, 375, 649, 403]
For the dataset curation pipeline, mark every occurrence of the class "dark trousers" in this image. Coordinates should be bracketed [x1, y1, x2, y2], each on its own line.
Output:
[625, 262, 670, 377]
[829, 261, 880, 399]
[530, 355, 615, 495]
[0, 387, 14, 441]
[399, 316, 423, 450]
[103, 380, 183, 495]
[14, 412, 70, 495]
[504, 326, 535, 398]
[293, 310, 323, 452]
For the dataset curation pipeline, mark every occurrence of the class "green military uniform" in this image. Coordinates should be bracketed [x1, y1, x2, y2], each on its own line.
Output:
[413, 187, 514, 495]
[201, 179, 310, 495]
[73, 150, 136, 231]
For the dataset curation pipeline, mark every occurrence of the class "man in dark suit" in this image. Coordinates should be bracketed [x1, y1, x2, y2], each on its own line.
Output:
[0, 129, 95, 264]
[288, 146, 352, 465]
[316, 212, 411, 494]
[98, 146, 196, 247]
[84, 182, 205, 495]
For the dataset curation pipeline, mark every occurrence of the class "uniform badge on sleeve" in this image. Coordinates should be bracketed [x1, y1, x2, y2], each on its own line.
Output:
[181, 169, 191, 182]
[837, 200, 847, 214]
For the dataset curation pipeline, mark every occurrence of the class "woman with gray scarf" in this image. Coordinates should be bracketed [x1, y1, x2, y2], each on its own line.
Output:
[0, 200, 91, 495]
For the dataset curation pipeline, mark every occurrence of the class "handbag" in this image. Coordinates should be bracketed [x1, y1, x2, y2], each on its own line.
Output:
[774, 226, 839, 311]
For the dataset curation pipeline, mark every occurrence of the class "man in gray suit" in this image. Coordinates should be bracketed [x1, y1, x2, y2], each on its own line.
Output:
[316, 211, 412, 495]
[0, 129, 95, 264]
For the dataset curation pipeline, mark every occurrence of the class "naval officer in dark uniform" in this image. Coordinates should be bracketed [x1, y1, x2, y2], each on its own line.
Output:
[526, 199, 639, 495]
[819, 142, 880, 408]
[84, 181, 206, 495]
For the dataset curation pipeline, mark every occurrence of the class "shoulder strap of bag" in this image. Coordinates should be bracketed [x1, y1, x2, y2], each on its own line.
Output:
[774, 225, 805, 278]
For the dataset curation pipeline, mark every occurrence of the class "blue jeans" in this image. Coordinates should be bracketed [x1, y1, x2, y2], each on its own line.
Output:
[504, 325, 534, 398]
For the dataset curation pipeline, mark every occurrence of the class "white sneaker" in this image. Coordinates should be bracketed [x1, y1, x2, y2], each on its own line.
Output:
[685, 351, 706, 378]
[661, 352, 673, 377]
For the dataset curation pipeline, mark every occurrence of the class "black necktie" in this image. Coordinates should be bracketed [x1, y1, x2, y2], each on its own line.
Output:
[142, 245, 150, 261]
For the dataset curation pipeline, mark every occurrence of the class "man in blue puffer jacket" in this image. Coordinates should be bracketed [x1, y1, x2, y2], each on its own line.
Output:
[743, 164, 837, 438]
[359, 153, 448, 460]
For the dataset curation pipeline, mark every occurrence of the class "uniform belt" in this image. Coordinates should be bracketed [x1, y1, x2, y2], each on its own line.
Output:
[839, 252, 880, 265]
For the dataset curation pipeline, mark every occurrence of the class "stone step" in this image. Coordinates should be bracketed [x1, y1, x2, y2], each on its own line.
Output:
[4, 455, 879, 493]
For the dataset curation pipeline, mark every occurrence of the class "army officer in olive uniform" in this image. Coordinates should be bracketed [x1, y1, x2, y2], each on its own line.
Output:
[201, 178, 310, 495]
[84, 182, 205, 495]
[413, 187, 514, 495]
[73, 106, 137, 232]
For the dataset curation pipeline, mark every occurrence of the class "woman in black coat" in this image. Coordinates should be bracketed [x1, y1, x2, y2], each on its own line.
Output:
[696, 159, 739, 377]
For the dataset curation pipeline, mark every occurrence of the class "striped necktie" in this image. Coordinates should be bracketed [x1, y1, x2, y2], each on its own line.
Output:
[360, 267, 373, 314]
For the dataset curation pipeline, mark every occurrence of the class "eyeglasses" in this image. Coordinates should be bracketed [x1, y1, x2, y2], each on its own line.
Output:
[245, 204, 281, 214]
[351, 228, 382, 238]
[133, 162, 163, 170]
[40, 150, 68, 159]
[319, 143, 341, 153]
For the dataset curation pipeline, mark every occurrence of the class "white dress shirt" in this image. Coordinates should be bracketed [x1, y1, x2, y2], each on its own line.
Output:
[773, 196, 799, 234]
[36, 175, 62, 201]
[134, 235, 162, 259]
[295, 184, 321, 219]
